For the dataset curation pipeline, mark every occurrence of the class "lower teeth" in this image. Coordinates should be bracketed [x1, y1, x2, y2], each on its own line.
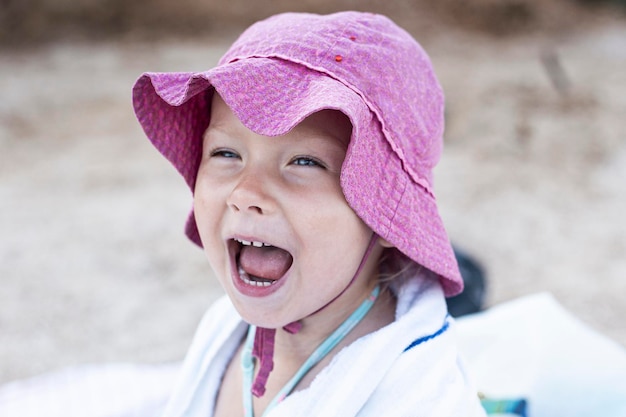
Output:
[238, 266, 274, 287]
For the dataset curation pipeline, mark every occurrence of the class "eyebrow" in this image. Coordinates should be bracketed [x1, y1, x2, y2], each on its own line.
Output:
[295, 116, 353, 148]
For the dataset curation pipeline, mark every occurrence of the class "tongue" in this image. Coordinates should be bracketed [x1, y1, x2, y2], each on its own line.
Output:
[239, 245, 293, 281]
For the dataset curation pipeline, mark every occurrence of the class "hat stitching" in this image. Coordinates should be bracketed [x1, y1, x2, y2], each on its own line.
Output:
[387, 168, 409, 239]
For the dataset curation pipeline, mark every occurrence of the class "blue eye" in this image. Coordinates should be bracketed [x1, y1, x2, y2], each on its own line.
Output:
[292, 156, 324, 168]
[211, 149, 239, 159]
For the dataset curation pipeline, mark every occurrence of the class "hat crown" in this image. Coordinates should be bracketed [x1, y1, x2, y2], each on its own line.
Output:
[220, 11, 444, 193]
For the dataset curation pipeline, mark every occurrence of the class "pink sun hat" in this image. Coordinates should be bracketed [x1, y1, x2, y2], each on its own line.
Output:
[132, 11, 463, 297]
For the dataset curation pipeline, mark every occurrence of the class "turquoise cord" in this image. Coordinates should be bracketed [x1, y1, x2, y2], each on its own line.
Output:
[242, 285, 381, 417]
[241, 325, 256, 416]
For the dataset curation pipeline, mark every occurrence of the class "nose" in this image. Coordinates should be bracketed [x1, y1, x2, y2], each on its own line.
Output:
[227, 170, 276, 215]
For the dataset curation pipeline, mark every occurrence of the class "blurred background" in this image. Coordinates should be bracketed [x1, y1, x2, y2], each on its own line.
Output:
[1, 0, 625, 384]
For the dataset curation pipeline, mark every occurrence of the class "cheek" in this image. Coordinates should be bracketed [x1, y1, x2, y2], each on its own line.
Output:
[295, 189, 371, 261]
[193, 192, 229, 281]
[193, 167, 227, 221]
[193, 179, 225, 251]
[193, 188, 213, 237]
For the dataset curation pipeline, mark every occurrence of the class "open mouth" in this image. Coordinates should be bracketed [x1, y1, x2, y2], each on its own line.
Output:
[230, 238, 294, 287]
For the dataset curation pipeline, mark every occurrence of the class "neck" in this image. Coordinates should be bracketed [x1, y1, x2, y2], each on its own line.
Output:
[273, 284, 396, 371]
[245, 285, 396, 416]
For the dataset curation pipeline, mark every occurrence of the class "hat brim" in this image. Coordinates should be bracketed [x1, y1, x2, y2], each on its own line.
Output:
[132, 57, 462, 296]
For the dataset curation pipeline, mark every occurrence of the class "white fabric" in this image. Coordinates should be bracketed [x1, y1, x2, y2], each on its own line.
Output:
[3, 293, 625, 416]
[161, 275, 487, 417]
[456, 292, 626, 417]
[0, 363, 178, 417]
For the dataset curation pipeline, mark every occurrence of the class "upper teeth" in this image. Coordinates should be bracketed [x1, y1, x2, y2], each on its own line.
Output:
[236, 238, 270, 248]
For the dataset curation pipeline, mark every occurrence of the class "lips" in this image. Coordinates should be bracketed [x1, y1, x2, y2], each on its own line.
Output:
[228, 237, 294, 295]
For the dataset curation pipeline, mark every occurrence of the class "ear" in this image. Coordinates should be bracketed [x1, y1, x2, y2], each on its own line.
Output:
[378, 237, 395, 248]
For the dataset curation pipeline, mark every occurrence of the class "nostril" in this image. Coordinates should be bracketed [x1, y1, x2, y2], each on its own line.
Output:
[228, 202, 263, 214]
[229, 202, 241, 212]
[227, 177, 272, 215]
[249, 205, 263, 214]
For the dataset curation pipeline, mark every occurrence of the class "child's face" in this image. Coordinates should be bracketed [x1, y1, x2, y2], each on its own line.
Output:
[193, 93, 383, 328]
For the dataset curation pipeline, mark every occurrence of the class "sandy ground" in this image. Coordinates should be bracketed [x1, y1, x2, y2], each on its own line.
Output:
[1, 20, 625, 384]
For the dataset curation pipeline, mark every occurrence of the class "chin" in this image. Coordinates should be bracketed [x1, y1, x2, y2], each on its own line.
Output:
[237, 303, 302, 330]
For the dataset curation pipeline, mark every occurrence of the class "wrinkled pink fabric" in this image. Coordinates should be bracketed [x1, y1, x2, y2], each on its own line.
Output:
[132, 11, 463, 297]
[251, 327, 275, 397]
[250, 320, 301, 397]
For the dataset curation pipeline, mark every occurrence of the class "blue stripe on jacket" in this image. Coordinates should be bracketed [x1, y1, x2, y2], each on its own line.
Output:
[403, 317, 450, 352]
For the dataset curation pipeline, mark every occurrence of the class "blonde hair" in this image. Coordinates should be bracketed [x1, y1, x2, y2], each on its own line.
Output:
[378, 248, 423, 288]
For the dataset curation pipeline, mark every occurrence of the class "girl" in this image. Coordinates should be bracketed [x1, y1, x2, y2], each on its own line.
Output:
[133, 11, 486, 417]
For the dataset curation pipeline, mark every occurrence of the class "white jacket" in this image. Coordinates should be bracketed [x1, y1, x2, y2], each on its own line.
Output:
[161, 274, 487, 417]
